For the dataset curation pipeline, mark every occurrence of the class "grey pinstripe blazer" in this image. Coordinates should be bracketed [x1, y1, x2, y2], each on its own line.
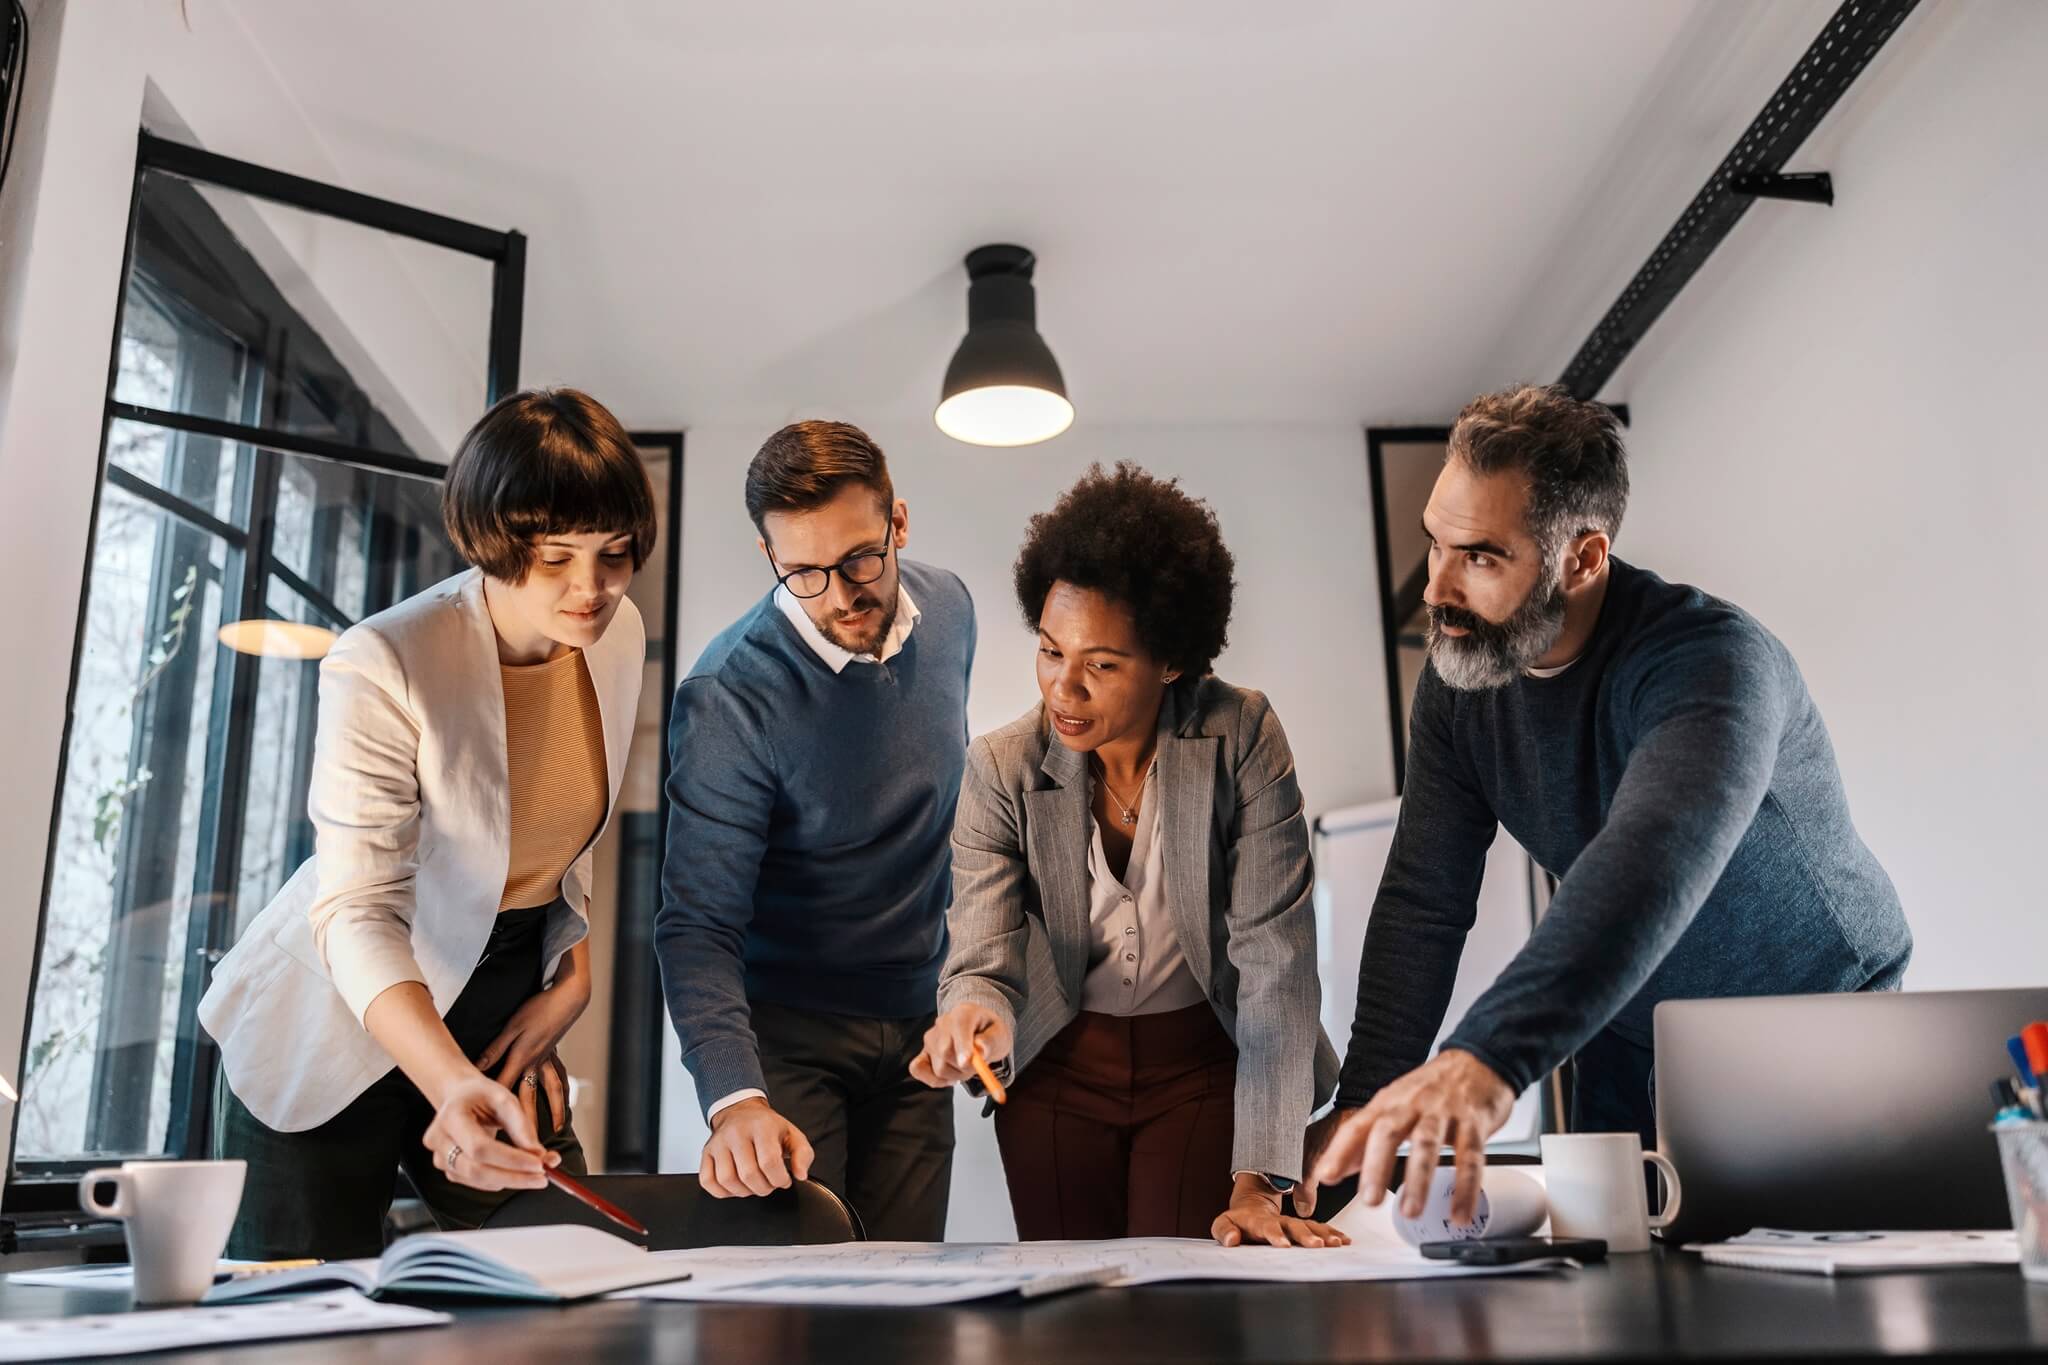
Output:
[937, 676, 1338, 1180]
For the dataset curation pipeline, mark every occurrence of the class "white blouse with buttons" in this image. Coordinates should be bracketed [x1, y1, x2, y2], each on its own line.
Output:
[1078, 765, 1207, 1016]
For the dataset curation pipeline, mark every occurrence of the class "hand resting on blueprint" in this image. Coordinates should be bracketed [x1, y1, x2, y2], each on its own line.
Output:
[1211, 1173, 1352, 1250]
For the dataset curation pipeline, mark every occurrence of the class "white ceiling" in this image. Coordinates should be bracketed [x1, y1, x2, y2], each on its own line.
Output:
[213, 0, 1839, 431]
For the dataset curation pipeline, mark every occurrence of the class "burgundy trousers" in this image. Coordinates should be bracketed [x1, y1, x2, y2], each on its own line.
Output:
[992, 1002, 1237, 1240]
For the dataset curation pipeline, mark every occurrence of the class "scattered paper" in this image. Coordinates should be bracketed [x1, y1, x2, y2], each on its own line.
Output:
[620, 1214, 1566, 1305]
[6, 1260, 266, 1290]
[0, 1289, 448, 1361]
[607, 1177, 1577, 1306]
[630, 1265, 1120, 1306]
[623, 1239, 1566, 1295]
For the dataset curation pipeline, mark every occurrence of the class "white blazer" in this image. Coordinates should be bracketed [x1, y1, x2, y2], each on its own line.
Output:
[197, 569, 644, 1132]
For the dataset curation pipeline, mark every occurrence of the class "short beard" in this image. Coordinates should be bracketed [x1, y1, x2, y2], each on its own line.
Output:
[816, 586, 899, 658]
[1425, 562, 1569, 691]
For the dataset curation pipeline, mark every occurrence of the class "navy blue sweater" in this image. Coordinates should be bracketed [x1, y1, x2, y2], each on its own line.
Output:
[1339, 558, 1912, 1105]
[656, 560, 975, 1111]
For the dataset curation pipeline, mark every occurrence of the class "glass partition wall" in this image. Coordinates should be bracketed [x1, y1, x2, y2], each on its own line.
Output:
[5, 133, 524, 1220]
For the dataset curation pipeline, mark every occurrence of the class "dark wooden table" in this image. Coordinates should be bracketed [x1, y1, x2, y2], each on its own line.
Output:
[5, 1249, 2047, 1362]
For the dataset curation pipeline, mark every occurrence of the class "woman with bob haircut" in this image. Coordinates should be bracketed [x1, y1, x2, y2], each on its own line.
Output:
[200, 388, 655, 1258]
[912, 463, 1344, 1248]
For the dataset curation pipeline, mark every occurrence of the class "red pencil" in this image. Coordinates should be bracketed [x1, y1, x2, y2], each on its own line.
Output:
[547, 1166, 649, 1238]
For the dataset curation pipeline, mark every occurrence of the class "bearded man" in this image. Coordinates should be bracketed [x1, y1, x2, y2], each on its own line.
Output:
[1302, 384, 1911, 1228]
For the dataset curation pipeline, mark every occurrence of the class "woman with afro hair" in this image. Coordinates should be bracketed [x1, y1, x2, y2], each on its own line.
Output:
[911, 463, 1344, 1249]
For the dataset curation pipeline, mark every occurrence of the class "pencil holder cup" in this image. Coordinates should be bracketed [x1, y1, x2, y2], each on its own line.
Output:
[1993, 1120, 2048, 1283]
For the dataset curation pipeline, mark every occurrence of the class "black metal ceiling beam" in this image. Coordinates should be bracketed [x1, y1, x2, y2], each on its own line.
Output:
[1558, 0, 1922, 400]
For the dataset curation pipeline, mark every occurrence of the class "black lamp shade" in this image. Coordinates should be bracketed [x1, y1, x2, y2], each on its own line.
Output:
[935, 244, 1073, 446]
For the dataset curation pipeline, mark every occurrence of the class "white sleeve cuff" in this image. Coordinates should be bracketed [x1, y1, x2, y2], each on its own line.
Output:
[322, 921, 429, 1027]
[706, 1087, 767, 1121]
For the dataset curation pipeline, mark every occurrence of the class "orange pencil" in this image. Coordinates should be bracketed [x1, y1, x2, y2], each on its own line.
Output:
[970, 1041, 1007, 1105]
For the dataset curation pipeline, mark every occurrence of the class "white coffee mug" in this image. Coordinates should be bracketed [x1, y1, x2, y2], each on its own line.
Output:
[78, 1159, 246, 1304]
[1540, 1132, 1681, 1253]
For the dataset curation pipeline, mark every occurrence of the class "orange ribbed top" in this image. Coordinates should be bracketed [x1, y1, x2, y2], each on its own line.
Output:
[498, 649, 607, 911]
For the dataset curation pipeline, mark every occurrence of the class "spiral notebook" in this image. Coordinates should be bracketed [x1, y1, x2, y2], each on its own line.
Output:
[1687, 1229, 2019, 1276]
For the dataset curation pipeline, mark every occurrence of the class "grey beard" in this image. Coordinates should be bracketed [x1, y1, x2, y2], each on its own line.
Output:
[1425, 571, 1569, 691]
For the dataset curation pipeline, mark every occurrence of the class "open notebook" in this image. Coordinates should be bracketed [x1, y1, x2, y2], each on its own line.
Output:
[203, 1226, 690, 1304]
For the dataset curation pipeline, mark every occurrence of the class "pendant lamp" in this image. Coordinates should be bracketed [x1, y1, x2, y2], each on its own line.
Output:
[934, 244, 1073, 447]
[217, 619, 336, 659]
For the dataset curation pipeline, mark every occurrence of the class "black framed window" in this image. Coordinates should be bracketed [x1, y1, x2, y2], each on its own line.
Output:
[6, 133, 524, 1213]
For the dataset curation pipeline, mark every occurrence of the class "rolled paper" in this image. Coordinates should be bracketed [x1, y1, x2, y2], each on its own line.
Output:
[1391, 1166, 1549, 1245]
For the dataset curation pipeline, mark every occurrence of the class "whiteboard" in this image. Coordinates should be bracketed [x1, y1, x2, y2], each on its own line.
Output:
[1313, 797, 1544, 1141]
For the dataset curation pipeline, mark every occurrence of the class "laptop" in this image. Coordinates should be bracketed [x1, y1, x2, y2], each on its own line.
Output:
[1653, 987, 2048, 1244]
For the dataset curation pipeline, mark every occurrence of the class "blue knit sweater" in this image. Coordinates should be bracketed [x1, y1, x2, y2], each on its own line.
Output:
[1338, 558, 1912, 1105]
[656, 560, 975, 1111]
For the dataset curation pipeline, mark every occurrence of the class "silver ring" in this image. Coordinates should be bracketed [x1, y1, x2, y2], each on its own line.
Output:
[522, 1071, 539, 1089]
[446, 1143, 462, 1168]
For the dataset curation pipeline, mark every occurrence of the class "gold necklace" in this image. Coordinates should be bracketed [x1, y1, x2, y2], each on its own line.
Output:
[1091, 755, 1150, 827]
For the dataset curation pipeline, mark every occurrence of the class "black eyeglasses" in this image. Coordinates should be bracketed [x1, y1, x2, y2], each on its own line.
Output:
[769, 522, 894, 599]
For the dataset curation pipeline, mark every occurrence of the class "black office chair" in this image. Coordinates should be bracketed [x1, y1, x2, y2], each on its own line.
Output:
[480, 1174, 865, 1250]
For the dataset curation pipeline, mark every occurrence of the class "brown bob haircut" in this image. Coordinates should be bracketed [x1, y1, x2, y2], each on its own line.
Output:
[744, 420, 895, 536]
[441, 388, 656, 582]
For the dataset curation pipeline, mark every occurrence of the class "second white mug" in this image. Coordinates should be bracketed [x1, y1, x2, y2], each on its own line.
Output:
[1540, 1132, 1681, 1253]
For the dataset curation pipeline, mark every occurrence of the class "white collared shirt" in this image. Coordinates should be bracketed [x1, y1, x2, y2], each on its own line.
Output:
[774, 580, 921, 671]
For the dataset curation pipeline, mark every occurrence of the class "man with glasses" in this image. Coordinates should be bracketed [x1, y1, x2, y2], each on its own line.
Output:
[657, 421, 975, 1239]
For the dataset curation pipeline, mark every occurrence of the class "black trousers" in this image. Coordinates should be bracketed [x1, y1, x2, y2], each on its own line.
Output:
[216, 904, 585, 1260]
[750, 997, 954, 1241]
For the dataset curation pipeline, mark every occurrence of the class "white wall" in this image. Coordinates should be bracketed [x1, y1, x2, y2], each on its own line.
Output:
[658, 418, 1394, 1237]
[0, 0, 150, 1178]
[1608, 0, 2048, 990]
